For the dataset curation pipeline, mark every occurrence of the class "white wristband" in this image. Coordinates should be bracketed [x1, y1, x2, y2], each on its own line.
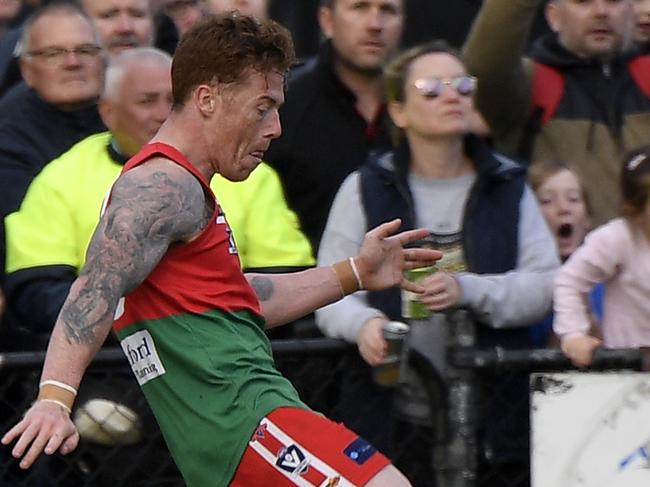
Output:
[349, 257, 364, 290]
[40, 380, 78, 397]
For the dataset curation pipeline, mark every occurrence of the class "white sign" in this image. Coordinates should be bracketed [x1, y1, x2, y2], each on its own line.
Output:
[532, 372, 650, 487]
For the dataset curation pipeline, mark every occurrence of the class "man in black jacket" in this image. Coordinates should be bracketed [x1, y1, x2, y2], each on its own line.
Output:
[265, 0, 404, 253]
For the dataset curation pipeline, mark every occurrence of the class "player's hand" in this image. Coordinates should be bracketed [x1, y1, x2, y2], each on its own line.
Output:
[356, 219, 442, 292]
[419, 272, 461, 311]
[357, 317, 388, 366]
[1, 400, 79, 469]
[561, 335, 603, 368]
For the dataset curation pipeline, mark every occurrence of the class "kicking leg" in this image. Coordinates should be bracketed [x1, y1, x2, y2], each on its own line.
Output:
[365, 464, 412, 486]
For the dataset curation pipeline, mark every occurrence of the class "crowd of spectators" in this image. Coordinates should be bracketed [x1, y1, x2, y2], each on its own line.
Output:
[2, 0, 650, 486]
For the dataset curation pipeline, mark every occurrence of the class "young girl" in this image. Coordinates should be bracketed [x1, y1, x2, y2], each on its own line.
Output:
[554, 145, 650, 367]
[528, 160, 592, 262]
[528, 160, 603, 346]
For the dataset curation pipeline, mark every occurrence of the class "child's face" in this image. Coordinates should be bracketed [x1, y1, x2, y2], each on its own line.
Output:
[633, 0, 650, 45]
[535, 169, 591, 261]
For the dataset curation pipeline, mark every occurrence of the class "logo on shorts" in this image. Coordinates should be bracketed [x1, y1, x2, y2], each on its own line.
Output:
[253, 423, 268, 441]
[120, 330, 166, 385]
[343, 437, 377, 465]
[276, 444, 309, 477]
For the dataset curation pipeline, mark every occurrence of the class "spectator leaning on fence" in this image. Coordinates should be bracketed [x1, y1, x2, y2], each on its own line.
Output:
[527, 159, 604, 347]
[463, 0, 650, 229]
[554, 145, 650, 368]
[1, 14, 442, 486]
[3, 46, 313, 335]
[316, 40, 560, 479]
[265, 0, 403, 253]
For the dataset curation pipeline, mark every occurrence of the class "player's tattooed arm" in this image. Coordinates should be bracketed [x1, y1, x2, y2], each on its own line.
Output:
[60, 160, 211, 345]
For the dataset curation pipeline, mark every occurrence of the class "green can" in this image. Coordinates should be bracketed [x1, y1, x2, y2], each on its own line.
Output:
[401, 266, 435, 319]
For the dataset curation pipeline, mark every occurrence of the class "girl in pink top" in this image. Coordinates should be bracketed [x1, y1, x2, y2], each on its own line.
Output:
[554, 145, 650, 367]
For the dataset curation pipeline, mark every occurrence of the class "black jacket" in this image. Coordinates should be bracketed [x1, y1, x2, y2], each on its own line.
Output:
[529, 34, 650, 143]
[0, 83, 105, 278]
[265, 41, 391, 252]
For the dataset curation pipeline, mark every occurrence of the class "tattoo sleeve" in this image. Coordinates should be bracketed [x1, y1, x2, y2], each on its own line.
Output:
[249, 276, 275, 302]
[60, 162, 209, 345]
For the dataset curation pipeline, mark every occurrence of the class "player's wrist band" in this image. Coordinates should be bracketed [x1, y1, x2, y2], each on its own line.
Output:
[332, 258, 363, 297]
[37, 380, 77, 413]
[40, 380, 78, 396]
[348, 257, 364, 290]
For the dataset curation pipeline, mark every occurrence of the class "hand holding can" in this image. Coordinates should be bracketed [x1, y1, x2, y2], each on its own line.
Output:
[401, 265, 436, 319]
[373, 321, 410, 387]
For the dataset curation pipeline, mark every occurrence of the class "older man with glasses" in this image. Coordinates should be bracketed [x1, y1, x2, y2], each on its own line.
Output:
[0, 2, 105, 291]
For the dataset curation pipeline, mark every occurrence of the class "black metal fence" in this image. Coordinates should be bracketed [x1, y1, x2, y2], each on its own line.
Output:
[1, 326, 647, 487]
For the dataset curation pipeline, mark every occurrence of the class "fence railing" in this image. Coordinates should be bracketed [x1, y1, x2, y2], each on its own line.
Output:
[1, 333, 646, 487]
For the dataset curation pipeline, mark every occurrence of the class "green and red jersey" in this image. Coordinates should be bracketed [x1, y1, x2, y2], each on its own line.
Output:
[111, 143, 306, 486]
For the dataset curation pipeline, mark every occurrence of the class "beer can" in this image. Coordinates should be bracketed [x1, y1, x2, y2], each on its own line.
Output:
[373, 321, 410, 387]
[401, 266, 435, 319]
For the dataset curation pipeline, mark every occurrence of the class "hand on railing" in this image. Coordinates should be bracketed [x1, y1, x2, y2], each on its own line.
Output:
[561, 335, 603, 368]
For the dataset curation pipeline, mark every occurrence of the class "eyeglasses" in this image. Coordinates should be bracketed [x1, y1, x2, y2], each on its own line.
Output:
[413, 75, 477, 98]
[25, 44, 103, 64]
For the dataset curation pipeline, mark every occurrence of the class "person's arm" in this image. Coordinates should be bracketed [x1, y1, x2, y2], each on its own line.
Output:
[313, 173, 390, 366]
[4, 164, 83, 332]
[314, 173, 387, 342]
[452, 186, 560, 327]
[247, 218, 440, 328]
[1, 159, 208, 468]
[4, 271, 74, 332]
[462, 0, 539, 150]
[0, 139, 38, 221]
[554, 221, 624, 366]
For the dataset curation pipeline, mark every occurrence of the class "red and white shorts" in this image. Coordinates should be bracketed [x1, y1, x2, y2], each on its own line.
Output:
[230, 407, 390, 486]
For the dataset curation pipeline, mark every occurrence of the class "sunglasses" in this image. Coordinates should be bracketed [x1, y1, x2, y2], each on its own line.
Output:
[413, 75, 477, 98]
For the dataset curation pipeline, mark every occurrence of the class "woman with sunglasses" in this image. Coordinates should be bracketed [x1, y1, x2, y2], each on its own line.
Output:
[315, 40, 559, 484]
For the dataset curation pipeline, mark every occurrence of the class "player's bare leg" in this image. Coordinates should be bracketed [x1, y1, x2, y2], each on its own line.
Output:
[365, 464, 412, 486]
